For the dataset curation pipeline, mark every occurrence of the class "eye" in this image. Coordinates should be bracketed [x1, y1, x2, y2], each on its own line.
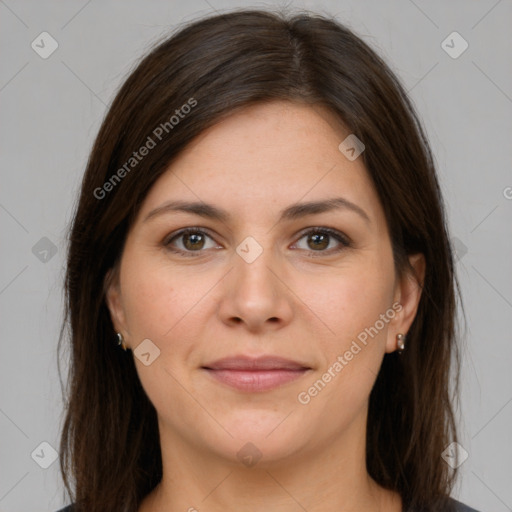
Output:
[163, 226, 351, 258]
[292, 227, 351, 254]
[164, 228, 220, 256]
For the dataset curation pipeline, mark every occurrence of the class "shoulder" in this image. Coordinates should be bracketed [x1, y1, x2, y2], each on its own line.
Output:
[450, 498, 482, 512]
[56, 498, 482, 512]
[407, 498, 482, 512]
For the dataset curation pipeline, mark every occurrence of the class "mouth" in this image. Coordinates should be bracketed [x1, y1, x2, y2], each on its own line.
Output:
[201, 355, 312, 392]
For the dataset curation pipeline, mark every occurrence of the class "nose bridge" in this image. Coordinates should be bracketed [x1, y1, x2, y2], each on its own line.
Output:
[217, 233, 293, 330]
[233, 233, 281, 300]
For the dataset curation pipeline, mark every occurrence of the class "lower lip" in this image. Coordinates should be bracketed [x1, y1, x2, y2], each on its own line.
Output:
[203, 368, 309, 392]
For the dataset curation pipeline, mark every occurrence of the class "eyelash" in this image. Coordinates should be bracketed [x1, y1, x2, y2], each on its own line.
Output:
[163, 227, 352, 258]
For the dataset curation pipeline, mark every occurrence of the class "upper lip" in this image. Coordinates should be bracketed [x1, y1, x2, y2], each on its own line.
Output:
[202, 355, 311, 371]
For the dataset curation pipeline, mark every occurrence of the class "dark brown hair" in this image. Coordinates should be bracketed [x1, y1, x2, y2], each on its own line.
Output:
[58, 8, 463, 512]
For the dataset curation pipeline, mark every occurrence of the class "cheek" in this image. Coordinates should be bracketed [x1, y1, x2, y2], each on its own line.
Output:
[119, 250, 186, 343]
[118, 254, 202, 409]
[303, 254, 394, 348]
[292, 258, 395, 441]
[124, 276, 173, 337]
[119, 251, 219, 368]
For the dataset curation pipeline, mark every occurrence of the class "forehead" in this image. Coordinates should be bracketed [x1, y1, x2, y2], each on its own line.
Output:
[136, 101, 384, 228]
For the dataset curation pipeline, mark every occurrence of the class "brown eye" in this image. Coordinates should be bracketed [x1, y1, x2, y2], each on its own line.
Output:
[307, 232, 330, 250]
[164, 226, 350, 258]
[164, 228, 219, 256]
[293, 228, 351, 254]
[182, 232, 206, 250]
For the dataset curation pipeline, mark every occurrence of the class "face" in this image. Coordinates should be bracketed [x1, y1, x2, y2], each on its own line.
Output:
[106, 100, 424, 467]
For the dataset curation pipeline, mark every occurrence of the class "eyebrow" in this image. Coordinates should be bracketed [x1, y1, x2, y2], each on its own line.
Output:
[143, 197, 371, 225]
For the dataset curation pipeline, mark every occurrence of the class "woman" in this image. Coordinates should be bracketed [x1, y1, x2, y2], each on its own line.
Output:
[57, 8, 480, 512]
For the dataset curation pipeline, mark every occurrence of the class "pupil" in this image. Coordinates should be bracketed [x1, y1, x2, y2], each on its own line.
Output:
[185, 233, 203, 250]
[310, 233, 328, 250]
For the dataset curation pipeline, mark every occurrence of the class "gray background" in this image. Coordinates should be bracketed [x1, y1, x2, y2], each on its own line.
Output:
[1, 1, 511, 511]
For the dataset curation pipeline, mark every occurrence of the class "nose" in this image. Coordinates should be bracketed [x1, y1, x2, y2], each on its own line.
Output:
[216, 242, 294, 333]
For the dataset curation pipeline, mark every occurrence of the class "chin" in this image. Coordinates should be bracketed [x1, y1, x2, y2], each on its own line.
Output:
[204, 410, 312, 467]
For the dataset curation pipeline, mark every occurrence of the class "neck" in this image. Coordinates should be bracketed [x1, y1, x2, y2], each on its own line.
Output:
[139, 408, 402, 512]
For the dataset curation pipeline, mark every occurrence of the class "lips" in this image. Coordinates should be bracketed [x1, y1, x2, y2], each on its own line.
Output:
[202, 356, 311, 392]
[203, 356, 310, 371]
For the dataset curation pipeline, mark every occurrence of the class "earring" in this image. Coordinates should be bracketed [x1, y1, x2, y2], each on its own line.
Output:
[116, 332, 127, 351]
[396, 333, 406, 353]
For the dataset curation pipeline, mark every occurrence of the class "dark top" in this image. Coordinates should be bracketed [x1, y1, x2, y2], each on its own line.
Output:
[56, 498, 481, 511]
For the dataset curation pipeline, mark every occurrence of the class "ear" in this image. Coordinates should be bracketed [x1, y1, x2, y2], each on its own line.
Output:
[385, 253, 426, 353]
[104, 267, 129, 342]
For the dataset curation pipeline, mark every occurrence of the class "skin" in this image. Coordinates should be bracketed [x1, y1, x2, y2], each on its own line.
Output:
[106, 100, 425, 512]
